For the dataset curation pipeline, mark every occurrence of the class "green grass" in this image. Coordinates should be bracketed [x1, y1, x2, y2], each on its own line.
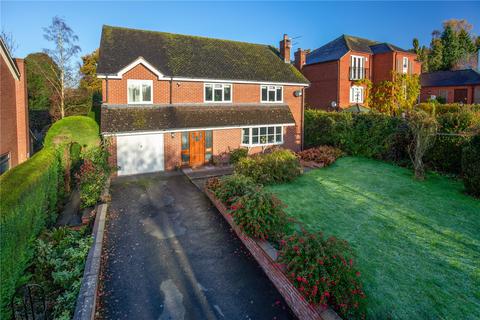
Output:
[267, 157, 480, 320]
[44, 116, 100, 149]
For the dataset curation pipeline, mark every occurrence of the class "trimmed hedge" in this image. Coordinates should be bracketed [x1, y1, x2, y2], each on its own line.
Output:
[0, 147, 62, 317]
[44, 116, 100, 149]
[304, 108, 479, 175]
[0, 115, 101, 317]
[462, 135, 480, 197]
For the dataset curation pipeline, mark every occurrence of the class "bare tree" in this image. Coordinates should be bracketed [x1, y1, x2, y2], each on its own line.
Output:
[408, 110, 438, 180]
[0, 29, 18, 55]
[43, 16, 81, 118]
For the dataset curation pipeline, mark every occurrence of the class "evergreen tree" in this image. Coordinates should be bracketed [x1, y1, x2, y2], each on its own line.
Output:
[458, 29, 476, 54]
[428, 38, 443, 71]
[441, 25, 460, 70]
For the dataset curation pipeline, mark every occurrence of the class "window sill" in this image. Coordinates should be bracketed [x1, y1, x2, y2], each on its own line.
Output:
[241, 142, 284, 147]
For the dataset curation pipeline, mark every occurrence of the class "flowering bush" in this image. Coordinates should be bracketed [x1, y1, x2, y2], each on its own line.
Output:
[211, 174, 256, 207]
[76, 145, 111, 208]
[278, 230, 367, 319]
[234, 149, 302, 185]
[230, 188, 287, 241]
[297, 146, 343, 167]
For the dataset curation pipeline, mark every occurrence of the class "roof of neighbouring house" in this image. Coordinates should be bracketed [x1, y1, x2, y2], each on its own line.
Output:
[306, 35, 411, 65]
[101, 104, 296, 133]
[96, 25, 308, 84]
[420, 69, 480, 87]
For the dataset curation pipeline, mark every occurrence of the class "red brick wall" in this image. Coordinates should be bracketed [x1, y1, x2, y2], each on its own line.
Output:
[302, 61, 338, 110]
[420, 85, 477, 104]
[14, 59, 29, 163]
[338, 52, 372, 108]
[1, 55, 29, 169]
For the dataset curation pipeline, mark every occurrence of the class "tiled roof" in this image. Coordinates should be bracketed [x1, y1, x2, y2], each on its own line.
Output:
[421, 69, 480, 87]
[306, 35, 410, 65]
[101, 104, 296, 133]
[97, 25, 308, 84]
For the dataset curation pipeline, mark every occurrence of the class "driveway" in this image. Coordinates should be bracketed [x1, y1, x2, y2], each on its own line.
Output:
[99, 172, 294, 320]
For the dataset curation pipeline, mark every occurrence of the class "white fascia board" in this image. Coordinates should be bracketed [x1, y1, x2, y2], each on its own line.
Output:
[102, 123, 296, 137]
[97, 57, 165, 80]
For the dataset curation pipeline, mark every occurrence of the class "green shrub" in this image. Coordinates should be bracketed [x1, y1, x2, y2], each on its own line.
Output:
[0, 147, 62, 317]
[279, 230, 367, 319]
[30, 227, 92, 319]
[304, 109, 352, 148]
[76, 145, 111, 208]
[230, 188, 287, 241]
[44, 116, 100, 150]
[234, 149, 302, 185]
[229, 148, 248, 164]
[213, 174, 256, 207]
[462, 135, 480, 197]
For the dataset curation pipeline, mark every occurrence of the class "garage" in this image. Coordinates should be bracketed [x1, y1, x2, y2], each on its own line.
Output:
[116, 133, 164, 176]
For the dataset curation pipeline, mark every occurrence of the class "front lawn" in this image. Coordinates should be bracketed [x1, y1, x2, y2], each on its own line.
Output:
[267, 157, 480, 319]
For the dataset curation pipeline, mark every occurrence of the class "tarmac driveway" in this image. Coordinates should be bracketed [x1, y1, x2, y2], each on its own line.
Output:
[100, 172, 294, 320]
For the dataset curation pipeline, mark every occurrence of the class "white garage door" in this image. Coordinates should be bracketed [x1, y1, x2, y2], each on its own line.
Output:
[116, 133, 164, 176]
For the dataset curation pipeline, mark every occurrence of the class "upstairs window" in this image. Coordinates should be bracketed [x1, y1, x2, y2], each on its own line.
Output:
[402, 57, 409, 74]
[205, 83, 232, 102]
[261, 85, 283, 103]
[350, 86, 364, 103]
[350, 55, 366, 80]
[127, 80, 152, 104]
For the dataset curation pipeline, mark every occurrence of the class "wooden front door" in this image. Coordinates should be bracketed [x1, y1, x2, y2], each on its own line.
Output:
[454, 88, 468, 103]
[189, 131, 205, 167]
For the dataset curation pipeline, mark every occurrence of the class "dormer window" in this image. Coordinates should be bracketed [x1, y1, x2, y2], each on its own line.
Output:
[127, 80, 152, 104]
[261, 85, 283, 103]
[204, 83, 232, 102]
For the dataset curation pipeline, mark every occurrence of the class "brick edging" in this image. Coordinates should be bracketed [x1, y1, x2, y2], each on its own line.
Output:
[205, 190, 338, 320]
[73, 180, 110, 320]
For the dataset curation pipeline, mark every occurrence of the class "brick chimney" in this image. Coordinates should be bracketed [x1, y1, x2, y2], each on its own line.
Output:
[279, 34, 291, 63]
[294, 48, 309, 70]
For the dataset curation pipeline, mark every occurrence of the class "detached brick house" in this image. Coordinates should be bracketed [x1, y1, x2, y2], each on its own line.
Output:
[294, 35, 421, 110]
[420, 69, 480, 104]
[97, 26, 308, 176]
[0, 38, 29, 174]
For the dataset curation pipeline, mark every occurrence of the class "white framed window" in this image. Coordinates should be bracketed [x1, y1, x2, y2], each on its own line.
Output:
[350, 55, 366, 80]
[0, 152, 10, 175]
[350, 86, 364, 103]
[204, 83, 232, 102]
[127, 80, 153, 104]
[261, 85, 283, 103]
[241, 126, 283, 146]
[402, 57, 409, 74]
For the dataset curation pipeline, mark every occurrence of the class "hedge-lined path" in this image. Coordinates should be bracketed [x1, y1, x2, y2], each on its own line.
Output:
[99, 172, 294, 319]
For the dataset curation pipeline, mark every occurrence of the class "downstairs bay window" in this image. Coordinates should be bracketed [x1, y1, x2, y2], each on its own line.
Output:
[241, 126, 283, 146]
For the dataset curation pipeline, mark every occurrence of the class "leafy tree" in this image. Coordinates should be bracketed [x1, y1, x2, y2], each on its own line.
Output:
[358, 72, 420, 116]
[25, 53, 59, 111]
[408, 110, 438, 180]
[441, 25, 460, 70]
[79, 49, 101, 93]
[43, 16, 81, 118]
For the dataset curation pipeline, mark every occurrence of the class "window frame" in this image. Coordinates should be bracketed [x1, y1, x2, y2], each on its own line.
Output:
[350, 55, 366, 80]
[0, 152, 11, 175]
[350, 85, 364, 103]
[241, 125, 284, 147]
[127, 79, 153, 104]
[204, 83, 233, 103]
[260, 85, 283, 103]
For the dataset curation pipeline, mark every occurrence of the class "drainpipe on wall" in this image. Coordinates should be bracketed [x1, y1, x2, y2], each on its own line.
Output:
[301, 88, 305, 150]
[105, 75, 109, 104]
[169, 77, 173, 104]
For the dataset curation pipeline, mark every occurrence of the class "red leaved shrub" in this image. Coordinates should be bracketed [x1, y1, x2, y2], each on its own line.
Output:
[278, 230, 366, 319]
[297, 146, 343, 168]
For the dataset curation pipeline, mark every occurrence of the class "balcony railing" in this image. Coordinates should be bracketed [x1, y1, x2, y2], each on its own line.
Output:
[349, 67, 369, 80]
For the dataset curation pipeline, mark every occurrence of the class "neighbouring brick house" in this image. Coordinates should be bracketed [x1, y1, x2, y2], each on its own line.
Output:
[0, 38, 29, 174]
[97, 26, 308, 176]
[420, 69, 480, 104]
[294, 35, 421, 110]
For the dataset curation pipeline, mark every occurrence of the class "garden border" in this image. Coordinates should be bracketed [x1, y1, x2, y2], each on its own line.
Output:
[204, 189, 341, 320]
[73, 180, 110, 320]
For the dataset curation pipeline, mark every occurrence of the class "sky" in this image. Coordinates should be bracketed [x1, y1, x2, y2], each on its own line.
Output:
[2, 1, 480, 63]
